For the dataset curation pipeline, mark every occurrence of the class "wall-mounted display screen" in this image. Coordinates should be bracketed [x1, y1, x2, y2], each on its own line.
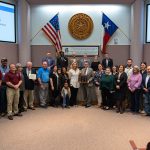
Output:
[0, 1, 16, 43]
[146, 4, 150, 43]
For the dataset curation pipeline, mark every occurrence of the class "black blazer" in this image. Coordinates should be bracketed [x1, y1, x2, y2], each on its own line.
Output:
[115, 72, 127, 90]
[23, 68, 36, 90]
[142, 74, 150, 94]
[102, 58, 113, 69]
[50, 73, 60, 90]
[57, 56, 68, 68]
[140, 70, 147, 78]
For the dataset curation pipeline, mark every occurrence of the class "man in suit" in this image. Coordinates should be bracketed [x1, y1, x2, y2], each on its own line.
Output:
[79, 54, 91, 69]
[57, 51, 68, 69]
[23, 61, 36, 111]
[142, 66, 150, 116]
[42, 52, 55, 71]
[102, 53, 113, 70]
[80, 61, 94, 107]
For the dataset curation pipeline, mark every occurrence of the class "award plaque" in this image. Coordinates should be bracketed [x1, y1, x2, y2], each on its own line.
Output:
[80, 75, 88, 83]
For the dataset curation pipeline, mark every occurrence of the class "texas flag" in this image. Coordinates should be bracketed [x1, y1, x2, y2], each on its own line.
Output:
[101, 13, 118, 54]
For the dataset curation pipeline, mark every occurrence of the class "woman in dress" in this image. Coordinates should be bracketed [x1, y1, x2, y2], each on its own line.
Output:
[115, 65, 127, 114]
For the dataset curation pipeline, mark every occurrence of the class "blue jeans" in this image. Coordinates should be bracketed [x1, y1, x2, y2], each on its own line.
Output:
[143, 93, 150, 115]
[63, 94, 69, 107]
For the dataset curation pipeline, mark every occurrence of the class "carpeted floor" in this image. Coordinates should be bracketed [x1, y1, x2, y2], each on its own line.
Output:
[0, 106, 149, 150]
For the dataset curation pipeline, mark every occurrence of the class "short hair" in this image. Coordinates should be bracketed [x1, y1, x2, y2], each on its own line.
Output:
[16, 63, 22, 69]
[26, 61, 32, 65]
[42, 61, 47, 64]
[127, 58, 133, 62]
[1, 57, 7, 62]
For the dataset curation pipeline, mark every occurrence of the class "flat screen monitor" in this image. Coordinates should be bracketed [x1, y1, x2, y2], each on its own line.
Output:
[0, 1, 16, 43]
[146, 4, 150, 43]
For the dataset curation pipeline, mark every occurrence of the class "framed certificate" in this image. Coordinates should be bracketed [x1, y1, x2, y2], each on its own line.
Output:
[29, 74, 36, 80]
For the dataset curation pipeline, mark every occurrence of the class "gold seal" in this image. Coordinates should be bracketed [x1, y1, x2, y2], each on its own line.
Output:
[68, 13, 93, 40]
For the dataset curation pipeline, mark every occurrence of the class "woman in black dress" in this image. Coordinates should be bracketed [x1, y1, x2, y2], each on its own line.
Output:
[115, 65, 127, 114]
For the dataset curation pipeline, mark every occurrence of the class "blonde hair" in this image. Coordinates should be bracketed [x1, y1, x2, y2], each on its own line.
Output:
[133, 65, 140, 73]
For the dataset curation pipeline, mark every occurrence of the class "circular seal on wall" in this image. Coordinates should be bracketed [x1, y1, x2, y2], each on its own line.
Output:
[68, 13, 93, 40]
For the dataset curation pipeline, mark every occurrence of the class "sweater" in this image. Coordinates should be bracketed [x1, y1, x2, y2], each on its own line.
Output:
[100, 74, 115, 91]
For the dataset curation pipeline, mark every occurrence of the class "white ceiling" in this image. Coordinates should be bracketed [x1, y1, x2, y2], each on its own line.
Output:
[26, 0, 136, 5]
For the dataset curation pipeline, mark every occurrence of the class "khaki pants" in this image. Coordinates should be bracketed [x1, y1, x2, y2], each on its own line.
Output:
[23, 90, 34, 109]
[7, 87, 20, 116]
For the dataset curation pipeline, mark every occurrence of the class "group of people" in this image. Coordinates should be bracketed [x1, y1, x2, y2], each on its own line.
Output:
[0, 50, 150, 120]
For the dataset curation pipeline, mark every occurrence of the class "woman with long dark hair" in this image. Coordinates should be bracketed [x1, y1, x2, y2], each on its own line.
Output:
[50, 65, 61, 107]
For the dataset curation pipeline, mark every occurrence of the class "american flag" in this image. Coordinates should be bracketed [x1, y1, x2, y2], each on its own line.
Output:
[42, 14, 62, 51]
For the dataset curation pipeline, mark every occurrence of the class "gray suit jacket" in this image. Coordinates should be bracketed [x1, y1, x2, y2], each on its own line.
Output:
[80, 67, 94, 87]
[79, 58, 91, 69]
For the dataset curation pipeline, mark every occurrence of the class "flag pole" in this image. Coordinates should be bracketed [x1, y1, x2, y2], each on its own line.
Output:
[118, 28, 131, 42]
[30, 29, 42, 42]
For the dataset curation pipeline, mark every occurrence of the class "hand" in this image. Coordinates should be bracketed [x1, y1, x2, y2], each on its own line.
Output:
[96, 82, 99, 85]
[40, 84, 44, 89]
[143, 88, 148, 92]
[128, 87, 132, 92]
[51, 86, 54, 91]
[116, 85, 120, 89]
[14, 85, 19, 90]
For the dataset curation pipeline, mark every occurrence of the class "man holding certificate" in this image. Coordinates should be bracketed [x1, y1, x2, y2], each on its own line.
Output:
[23, 61, 36, 111]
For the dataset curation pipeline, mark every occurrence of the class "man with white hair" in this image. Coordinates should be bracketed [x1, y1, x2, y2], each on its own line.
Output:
[37, 61, 50, 108]
[23, 61, 36, 111]
[142, 66, 150, 116]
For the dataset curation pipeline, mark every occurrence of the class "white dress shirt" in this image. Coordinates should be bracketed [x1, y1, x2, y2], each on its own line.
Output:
[145, 75, 150, 88]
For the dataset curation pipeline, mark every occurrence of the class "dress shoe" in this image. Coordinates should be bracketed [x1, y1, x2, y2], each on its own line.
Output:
[14, 113, 23, 117]
[105, 106, 110, 110]
[29, 107, 35, 110]
[40, 105, 47, 108]
[85, 105, 91, 108]
[65, 106, 70, 109]
[1, 112, 6, 117]
[116, 109, 120, 113]
[8, 115, 13, 120]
